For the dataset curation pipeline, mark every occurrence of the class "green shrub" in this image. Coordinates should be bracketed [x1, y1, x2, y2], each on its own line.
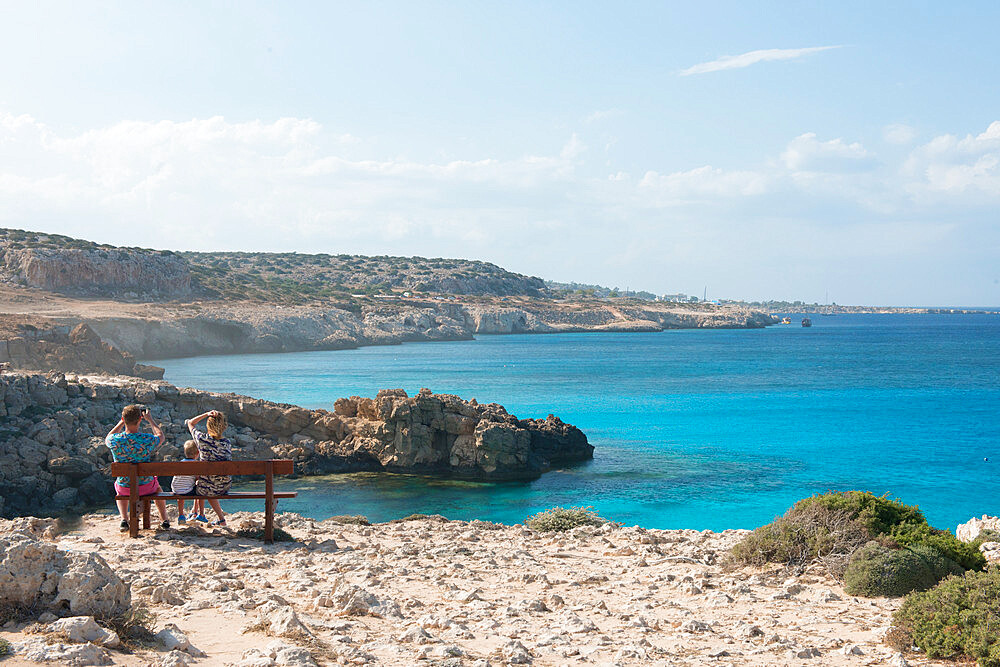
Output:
[389, 514, 448, 523]
[235, 526, 295, 542]
[843, 542, 964, 597]
[325, 515, 370, 525]
[525, 506, 609, 532]
[794, 490, 925, 536]
[728, 501, 870, 575]
[891, 568, 1000, 666]
[890, 524, 986, 571]
[730, 491, 986, 584]
[0, 637, 9, 656]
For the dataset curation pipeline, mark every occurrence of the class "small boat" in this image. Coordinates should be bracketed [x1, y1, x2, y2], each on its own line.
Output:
[801, 318, 812, 327]
[781, 317, 792, 324]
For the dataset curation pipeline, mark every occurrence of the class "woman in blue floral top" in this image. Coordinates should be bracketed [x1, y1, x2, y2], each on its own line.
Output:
[106, 404, 169, 531]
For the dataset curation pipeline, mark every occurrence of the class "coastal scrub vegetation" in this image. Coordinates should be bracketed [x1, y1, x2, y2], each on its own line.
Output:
[728, 491, 985, 595]
[325, 515, 370, 525]
[0, 637, 9, 656]
[890, 568, 1000, 666]
[842, 542, 963, 597]
[235, 526, 295, 542]
[526, 506, 610, 532]
[97, 606, 158, 652]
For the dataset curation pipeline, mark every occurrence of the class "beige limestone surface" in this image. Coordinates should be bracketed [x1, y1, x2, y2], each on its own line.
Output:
[0, 512, 940, 667]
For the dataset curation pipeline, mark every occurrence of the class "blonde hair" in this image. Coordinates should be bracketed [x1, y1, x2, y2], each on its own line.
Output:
[183, 439, 199, 459]
[207, 412, 227, 439]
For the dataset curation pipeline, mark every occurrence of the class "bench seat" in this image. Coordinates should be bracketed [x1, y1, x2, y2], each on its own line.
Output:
[116, 491, 298, 501]
[111, 459, 296, 543]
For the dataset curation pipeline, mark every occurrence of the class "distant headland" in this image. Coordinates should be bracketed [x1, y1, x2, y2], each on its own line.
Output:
[0, 227, 775, 377]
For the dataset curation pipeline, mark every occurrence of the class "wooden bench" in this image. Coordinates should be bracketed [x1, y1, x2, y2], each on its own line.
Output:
[112, 460, 296, 543]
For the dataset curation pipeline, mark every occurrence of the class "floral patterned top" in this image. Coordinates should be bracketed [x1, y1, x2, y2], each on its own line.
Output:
[106, 432, 159, 486]
[192, 429, 233, 495]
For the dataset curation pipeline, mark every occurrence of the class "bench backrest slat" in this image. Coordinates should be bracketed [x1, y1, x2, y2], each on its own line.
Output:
[110, 460, 294, 477]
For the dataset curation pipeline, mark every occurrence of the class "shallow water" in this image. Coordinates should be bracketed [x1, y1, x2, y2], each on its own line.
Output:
[152, 313, 1000, 530]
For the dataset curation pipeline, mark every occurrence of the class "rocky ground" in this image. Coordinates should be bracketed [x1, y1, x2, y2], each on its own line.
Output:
[0, 512, 938, 667]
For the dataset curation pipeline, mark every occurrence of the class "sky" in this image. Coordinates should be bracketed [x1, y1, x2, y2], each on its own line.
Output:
[1, 1, 999, 306]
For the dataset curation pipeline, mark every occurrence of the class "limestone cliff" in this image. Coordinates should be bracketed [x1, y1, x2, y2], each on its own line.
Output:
[1, 246, 191, 299]
[0, 371, 593, 518]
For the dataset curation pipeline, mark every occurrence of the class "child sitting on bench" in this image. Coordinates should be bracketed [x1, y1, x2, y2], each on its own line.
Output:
[172, 439, 206, 523]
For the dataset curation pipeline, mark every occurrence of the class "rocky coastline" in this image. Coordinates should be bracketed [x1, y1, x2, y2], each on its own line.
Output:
[0, 370, 592, 519]
[0, 298, 777, 372]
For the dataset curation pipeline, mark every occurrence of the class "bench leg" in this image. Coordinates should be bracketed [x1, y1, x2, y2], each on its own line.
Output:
[129, 498, 139, 538]
[142, 499, 151, 530]
[265, 462, 274, 544]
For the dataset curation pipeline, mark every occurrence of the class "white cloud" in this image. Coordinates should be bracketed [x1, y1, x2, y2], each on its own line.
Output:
[583, 109, 624, 124]
[883, 123, 917, 145]
[679, 46, 840, 76]
[1, 112, 999, 304]
[638, 166, 771, 201]
[781, 133, 874, 172]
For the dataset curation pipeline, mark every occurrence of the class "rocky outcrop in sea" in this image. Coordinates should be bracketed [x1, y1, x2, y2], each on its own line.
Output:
[0, 371, 593, 518]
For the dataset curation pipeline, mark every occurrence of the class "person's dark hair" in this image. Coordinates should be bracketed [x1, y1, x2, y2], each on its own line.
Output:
[122, 404, 144, 425]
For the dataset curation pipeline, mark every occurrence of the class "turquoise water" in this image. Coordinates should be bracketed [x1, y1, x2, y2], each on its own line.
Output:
[152, 313, 1000, 531]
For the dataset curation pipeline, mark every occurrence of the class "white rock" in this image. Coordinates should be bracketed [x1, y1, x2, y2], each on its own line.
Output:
[680, 619, 713, 633]
[956, 515, 1000, 542]
[274, 645, 319, 667]
[501, 639, 533, 664]
[814, 588, 842, 603]
[0, 533, 130, 618]
[315, 579, 401, 617]
[267, 605, 313, 638]
[155, 623, 191, 652]
[398, 625, 435, 644]
[840, 643, 864, 655]
[159, 650, 195, 667]
[560, 612, 597, 633]
[735, 622, 764, 639]
[889, 652, 910, 666]
[48, 616, 120, 647]
[14, 638, 112, 665]
[238, 648, 276, 667]
[789, 647, 821, 659]
[151, 585, 185, 605]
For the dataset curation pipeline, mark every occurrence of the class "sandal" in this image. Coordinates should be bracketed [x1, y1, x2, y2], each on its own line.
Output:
[214, 520, 227, 527]
[119, 520, 129, 532]
[160, 521, 170, 530]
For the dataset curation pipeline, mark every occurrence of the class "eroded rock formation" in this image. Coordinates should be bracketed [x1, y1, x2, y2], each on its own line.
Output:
[0, 371, 593, 518]
[0, 323, 162, 378]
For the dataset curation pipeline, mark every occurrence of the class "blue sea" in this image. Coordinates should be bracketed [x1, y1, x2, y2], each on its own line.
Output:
[151, 313, 1000, 532]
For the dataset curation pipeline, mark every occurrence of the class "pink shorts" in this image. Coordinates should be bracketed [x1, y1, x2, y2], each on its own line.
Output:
[114, 479, 161, 497]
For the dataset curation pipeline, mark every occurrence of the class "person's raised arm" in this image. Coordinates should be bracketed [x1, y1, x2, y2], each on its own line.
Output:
[106, 419, 125, 442]
[185, 411, 212, 436]
[143, 410, 166, 446]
